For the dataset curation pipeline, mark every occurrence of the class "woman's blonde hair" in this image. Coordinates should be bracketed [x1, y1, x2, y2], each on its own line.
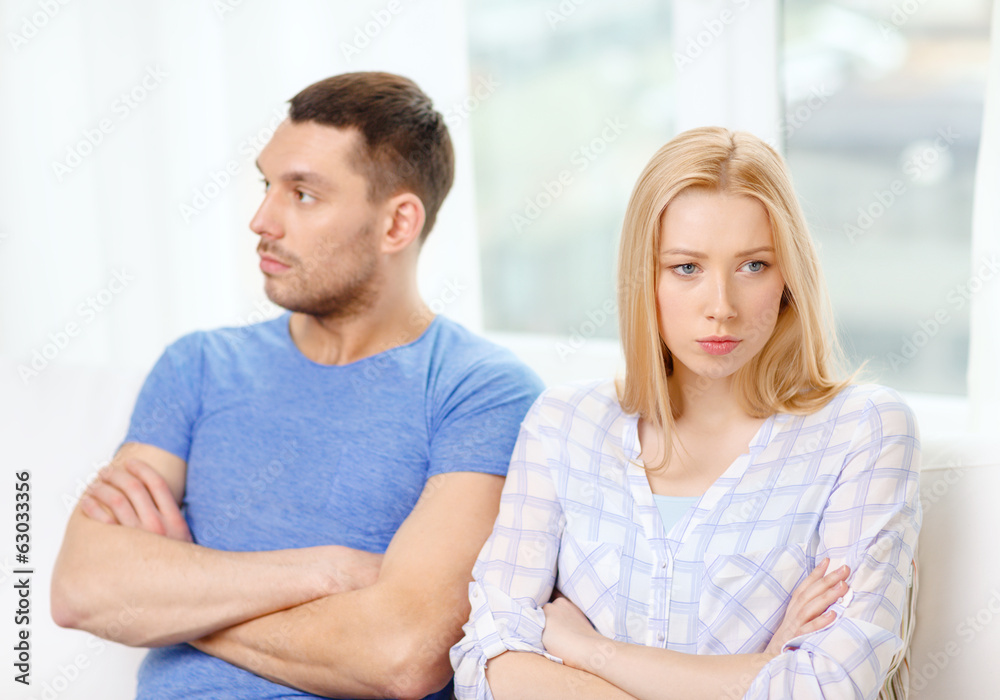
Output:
[617, 126, 854, 444]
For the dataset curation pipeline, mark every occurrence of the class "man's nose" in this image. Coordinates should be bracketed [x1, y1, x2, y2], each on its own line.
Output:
[250, 190, 283, 240]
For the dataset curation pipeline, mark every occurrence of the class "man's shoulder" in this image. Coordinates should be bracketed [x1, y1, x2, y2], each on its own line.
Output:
[423, 316, 544, 390]
[162, 313, 288, 361]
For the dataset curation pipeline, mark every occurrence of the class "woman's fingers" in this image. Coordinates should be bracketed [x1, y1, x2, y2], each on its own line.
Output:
[798, 579, 848, 623]
[795, 563, 850, 608]
[788, 562, 851, 632]
[797, 609, 838, 635]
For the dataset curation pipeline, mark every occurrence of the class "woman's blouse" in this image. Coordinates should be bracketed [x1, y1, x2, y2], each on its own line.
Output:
[450, 380, 921, 699]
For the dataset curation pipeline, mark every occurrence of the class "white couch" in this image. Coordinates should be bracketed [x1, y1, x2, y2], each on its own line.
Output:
[3, 344, 999, 699]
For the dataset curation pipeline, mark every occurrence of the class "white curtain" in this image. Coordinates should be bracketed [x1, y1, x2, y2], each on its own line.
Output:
[0, 0, 481, 380]
[969, 0, 1000, 432]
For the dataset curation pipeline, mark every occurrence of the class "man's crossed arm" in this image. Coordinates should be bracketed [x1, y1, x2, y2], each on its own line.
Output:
[51, 442, 504, 699]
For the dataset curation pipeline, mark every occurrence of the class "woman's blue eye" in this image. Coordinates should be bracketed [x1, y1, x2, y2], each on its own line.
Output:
[743, 260, 767, 273]
[261, 178, 270, 191]
[674, 263, 698, 275]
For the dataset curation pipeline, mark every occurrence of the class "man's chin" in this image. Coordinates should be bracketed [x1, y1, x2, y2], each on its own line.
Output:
[262, 282, 297, 313]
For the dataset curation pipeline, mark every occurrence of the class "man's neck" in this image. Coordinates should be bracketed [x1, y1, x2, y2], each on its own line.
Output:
[288, 294, 432, 366]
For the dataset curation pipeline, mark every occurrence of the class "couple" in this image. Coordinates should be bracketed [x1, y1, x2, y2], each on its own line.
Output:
[52, 72, 920, 700]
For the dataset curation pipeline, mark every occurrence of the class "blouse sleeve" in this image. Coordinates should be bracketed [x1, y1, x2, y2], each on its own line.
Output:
[745, 387, 922, 699]
[450, 400, 566, 700]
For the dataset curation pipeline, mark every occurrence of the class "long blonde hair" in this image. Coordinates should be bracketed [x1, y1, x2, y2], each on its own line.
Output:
[617, 127, 853, 448]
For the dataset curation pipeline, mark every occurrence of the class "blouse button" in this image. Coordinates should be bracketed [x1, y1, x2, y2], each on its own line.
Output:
[657, 632, 665, 642]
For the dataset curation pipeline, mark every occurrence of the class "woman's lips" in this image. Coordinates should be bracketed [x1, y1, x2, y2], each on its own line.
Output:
[697, 339, 741, 355]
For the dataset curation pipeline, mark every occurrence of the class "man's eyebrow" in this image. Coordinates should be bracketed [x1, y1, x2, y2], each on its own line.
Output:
[660, 246, 775, 258]
[254, 160, 330, 187]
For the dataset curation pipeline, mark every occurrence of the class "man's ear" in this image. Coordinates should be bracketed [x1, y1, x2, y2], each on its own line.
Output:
[380, 192, 426, 255]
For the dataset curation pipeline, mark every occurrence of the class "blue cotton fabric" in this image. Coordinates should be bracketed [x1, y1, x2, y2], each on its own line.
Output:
[123, 313, 544, 700]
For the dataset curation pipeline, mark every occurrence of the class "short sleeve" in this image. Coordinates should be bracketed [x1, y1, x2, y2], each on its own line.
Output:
[451, 401, 566, 699]
[427, 356, 544, 478]
[745, 387, 922, 699]
[122, 332, 205, 461]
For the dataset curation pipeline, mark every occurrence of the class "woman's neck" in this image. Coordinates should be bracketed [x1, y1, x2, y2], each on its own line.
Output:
[668, 366, 748, 430]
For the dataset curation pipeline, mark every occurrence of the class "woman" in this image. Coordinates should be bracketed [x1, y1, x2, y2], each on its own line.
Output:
[451, 127, 920, 699]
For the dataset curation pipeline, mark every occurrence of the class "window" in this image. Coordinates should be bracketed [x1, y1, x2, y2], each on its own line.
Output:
[467, 0, 674, 341]
[782, 0, 991, 395]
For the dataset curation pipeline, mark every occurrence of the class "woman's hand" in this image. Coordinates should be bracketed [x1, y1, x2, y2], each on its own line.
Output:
[765, 557, 850, 656]
[542, 594, 608, 669]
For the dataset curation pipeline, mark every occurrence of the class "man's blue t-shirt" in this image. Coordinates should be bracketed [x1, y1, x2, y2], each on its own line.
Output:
[123, 313, 544, 700]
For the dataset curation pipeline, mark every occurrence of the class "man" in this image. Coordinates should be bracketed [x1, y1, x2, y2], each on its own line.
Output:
[51, 72, 544, 700]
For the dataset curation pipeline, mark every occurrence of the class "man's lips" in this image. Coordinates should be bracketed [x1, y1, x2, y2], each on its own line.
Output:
[697, 337, 741, 356]
[259, 254, 290, 274]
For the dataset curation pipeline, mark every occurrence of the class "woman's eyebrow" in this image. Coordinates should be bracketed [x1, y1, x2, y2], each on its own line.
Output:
[660, 246, 775, 258]
[734, 245, 775, 257]
[661, 248, 706, 258]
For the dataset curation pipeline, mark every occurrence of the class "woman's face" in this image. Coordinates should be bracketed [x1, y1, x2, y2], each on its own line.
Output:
[656, 188, 786, 383]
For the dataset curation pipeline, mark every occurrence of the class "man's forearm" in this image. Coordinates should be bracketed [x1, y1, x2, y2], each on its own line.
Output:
[483, 651, 637, 700]
[188, 472, 507, 700]
[190, 581, 458, 700]
[51, 511, 337, 647]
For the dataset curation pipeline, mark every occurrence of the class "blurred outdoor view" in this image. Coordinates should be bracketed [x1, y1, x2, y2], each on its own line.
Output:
[783, 0, 991, 395]
[467, 0, 991, 395]
[465, 0, 674, 341]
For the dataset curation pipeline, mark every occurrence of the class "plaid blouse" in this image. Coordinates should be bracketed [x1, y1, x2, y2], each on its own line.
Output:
[451, 380, 921, 699]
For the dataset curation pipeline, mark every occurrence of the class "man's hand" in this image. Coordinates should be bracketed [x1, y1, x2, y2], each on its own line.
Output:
[79, 458, 383, 593]
[81, 458, 192, 541]
[764, 558, 850, 656]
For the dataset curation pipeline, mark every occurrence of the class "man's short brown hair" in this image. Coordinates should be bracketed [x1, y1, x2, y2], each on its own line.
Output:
[289, 72, 455, 242]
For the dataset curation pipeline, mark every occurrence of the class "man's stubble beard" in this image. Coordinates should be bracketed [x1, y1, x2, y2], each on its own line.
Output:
[263, 222, 382, 321]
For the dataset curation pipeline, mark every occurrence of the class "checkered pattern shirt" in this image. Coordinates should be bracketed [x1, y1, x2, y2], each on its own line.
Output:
[450, 380, 921, 699]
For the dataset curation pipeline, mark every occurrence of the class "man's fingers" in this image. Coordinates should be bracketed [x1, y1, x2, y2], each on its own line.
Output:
[80, 495, 117, 524]
[84, 481, 143, 528]
[101, 467, 167, 536]
[125, 460, 190, 541]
